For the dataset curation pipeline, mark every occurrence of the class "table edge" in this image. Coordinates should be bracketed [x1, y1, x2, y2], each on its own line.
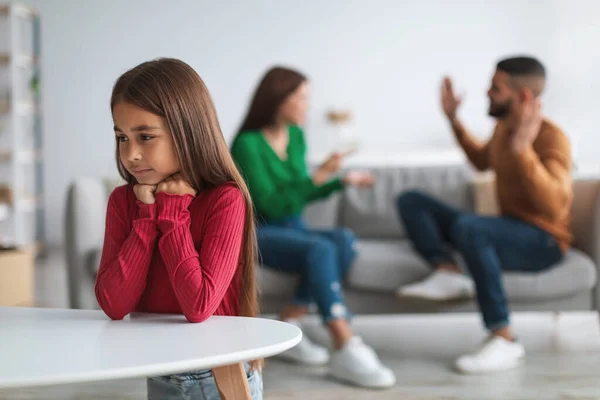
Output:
[0, 325, 302, 389]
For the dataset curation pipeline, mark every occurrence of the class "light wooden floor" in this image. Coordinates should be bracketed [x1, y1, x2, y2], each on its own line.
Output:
[2, 251, 599, 400]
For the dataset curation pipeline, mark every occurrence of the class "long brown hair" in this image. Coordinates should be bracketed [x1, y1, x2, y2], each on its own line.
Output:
[237, 66, 307, 134]
[110, 58, 260, 360]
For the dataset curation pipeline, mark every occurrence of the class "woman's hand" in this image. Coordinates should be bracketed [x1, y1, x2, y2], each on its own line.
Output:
[320, 152, 343, 174]
[343, 170, 376, 188]
[156, 173, 197, 196]
[312, 152, 346, 185]
[133, 184, 157, 204]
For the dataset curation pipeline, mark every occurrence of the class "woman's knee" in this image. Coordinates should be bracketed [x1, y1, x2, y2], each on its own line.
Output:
[333, 227, 357, 252]
[307, 238, 338, 268]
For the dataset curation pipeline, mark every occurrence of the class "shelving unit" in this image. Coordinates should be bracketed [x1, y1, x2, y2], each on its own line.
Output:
[0, 3, 44, 255]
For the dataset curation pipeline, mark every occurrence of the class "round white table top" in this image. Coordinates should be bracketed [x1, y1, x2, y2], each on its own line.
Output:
[0, 307, 302, 389]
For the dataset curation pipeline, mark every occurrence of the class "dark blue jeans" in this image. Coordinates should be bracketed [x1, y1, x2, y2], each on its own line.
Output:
[396, 191, 564, 331]
[257, 215, 357, 323]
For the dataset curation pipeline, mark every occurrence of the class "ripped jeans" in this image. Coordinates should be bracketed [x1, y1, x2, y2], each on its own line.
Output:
[257, 215, 357, 322]
[147, 363, 262, 400]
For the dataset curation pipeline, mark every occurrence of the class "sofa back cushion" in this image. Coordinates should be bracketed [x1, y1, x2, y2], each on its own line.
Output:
[340, 164, 474, 239]
[303, 192, 343, 229]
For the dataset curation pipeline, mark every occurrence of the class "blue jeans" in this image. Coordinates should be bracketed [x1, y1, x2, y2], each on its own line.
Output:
[257, 215, 357, 322]
[147, 364, 262, 400]
[396, 191, 564, 331]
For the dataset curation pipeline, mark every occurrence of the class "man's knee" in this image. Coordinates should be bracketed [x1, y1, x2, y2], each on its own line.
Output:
[451, 214, 485, 247]
[396, 190, 428, 214]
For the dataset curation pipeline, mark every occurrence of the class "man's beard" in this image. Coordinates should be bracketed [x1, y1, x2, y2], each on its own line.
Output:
[488, 99, 512, 119]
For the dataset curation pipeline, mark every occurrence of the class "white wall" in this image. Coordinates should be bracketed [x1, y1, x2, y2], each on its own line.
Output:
[18, 0, 600, 245]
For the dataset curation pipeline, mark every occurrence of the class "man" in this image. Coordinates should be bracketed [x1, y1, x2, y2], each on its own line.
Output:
[396, 56, 572, 373]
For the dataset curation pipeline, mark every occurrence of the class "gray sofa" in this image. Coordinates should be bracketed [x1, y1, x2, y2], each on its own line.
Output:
[65, 165, 600, 315]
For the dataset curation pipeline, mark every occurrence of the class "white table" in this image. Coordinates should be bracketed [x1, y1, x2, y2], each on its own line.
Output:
[0, 307, 302, 398]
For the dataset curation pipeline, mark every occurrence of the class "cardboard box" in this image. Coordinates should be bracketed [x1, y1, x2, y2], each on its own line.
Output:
[0, 248, 34, 306]
[0, 185, 12, 205]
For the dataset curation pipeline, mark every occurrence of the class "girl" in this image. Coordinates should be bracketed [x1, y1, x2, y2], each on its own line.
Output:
[95, 58, 262, 400]
[231, 66, 396, 389]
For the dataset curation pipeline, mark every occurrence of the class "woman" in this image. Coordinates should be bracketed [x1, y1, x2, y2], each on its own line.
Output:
[231, 66, 395, 389]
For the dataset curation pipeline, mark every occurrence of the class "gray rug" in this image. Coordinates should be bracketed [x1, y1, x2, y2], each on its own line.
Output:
[0, 387, 457, 400]
[268, 388, 458, 400]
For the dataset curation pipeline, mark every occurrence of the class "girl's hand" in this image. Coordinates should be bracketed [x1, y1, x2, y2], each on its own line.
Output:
[343, 170, 376, 188]
[156, 173, 197, 196]
[133, 184, 157, 204]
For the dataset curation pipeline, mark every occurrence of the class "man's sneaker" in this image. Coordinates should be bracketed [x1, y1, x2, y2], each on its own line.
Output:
[276, 319, 330, 365]
[329, 336, 396, 389]
[396, 270, 475, 301]
[455, 335, 525, 374]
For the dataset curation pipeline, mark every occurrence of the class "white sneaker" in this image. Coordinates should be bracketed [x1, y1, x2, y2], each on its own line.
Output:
[330, 336, 396, 389]
[396, 270, 475, 301]
[276, 319, 330, 365]
[455, 336, 525, 374]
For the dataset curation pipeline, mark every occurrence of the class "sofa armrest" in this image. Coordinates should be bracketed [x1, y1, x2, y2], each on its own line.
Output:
[64, 179, 108, 309]
[470, 172, 499, 216]
[570, 179, 600, 311]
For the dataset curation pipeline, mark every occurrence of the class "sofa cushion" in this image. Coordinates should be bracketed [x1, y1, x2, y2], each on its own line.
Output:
[340, 165, 474, 239]
[303, 192, 343, 229]
[257, 265, 298, 298]
[503, 249, 597, 301]
[346, 240, 431, 290]
[88, 248, 102, 277]
[347, 240, 597, 301]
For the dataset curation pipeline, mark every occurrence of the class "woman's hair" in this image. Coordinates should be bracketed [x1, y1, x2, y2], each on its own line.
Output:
[110, 58, 259, 333]
[237, 66, 307, 134]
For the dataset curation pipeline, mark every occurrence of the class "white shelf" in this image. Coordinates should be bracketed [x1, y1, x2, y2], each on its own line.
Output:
[0, 149, 41, 163]
[0, 4, 38, 18]
[15, 196, 39, 213]
[0, 3, 44, 250]
[15, 102, 36, 116]
[0, 101, 37, 116]
[0, 53, 36, 68]
[0, 203, 8, 222]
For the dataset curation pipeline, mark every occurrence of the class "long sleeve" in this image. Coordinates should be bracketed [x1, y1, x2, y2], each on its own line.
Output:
[451, 119, 490, 171]
[231, 135, 318, 219]
[155, 188, 245, 323]
[307, 178, 344, 202]
[296, 130, 345, 202]
[95, 188, 158, 320]
[509, 126, 572, 218]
